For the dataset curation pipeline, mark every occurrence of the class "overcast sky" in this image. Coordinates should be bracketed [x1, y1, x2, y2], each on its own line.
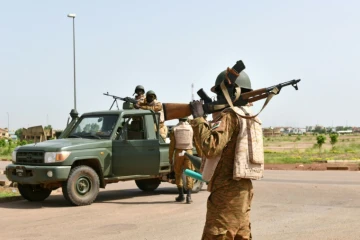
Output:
[1, 0, 359, 131]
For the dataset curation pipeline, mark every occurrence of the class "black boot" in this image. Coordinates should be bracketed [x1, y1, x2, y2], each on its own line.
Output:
[186, 189, 193, 204]
[175, 187, 185, 202]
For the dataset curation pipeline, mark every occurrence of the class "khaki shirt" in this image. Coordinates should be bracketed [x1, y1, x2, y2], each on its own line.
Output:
[138, 99, 162, 112]
[191, 110, 240, 191]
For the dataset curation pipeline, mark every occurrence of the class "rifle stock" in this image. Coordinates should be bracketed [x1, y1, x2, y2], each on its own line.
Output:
[163, 103, 192, 121]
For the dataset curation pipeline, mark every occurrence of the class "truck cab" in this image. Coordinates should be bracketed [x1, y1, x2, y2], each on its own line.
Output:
[6, 108, 203, 206]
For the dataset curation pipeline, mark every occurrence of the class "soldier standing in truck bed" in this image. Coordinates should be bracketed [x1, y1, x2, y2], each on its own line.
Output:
[133, 85, 145, 104]
[136, 90, 168, 139]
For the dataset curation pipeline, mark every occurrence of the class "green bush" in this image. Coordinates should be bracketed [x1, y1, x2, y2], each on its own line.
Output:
[1, 145, 14, 155]
[316, 135, 326, 151]
[330, 133, 338, 148]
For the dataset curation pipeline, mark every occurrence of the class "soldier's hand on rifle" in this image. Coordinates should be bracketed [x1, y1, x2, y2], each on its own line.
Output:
[190, 100, 205, 118]
[134, 103, 140, 109]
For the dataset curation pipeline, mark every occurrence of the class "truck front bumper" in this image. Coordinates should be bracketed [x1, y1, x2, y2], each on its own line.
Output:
[5, 164, 71, 185]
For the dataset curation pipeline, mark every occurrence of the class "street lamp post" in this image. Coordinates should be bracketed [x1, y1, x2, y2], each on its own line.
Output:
[67, 13, 77, 110]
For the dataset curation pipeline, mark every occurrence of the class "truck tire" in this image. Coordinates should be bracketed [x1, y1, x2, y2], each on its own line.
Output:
[18, 184, 52, 202]
[135, 179, 161, 192]
[62, 165, 100, 206]
[182, 173, 204, 193]
[62, 186, 71, 202]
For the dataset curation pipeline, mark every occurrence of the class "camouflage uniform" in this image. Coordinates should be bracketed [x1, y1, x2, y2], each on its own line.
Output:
[191, 111, 253, 240]
[168, 131, 194, 190]
[138, 99, 168, 139]
[135, 94, 145, 103]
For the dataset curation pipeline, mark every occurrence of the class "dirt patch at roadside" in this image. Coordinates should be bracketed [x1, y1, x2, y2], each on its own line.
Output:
[265, 163, 360, 171]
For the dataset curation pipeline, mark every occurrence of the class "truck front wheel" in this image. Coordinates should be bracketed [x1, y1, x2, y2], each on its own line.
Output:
[135, 179, 161, 192]
[18, 184, 52, 202]
[62, 165, 100, 206]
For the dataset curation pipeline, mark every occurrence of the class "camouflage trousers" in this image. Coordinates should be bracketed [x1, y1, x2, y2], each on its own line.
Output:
[201, 179, 253, 240]
[174, 149, 194, 190]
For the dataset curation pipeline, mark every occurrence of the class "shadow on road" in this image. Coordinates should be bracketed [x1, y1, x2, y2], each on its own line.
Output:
[95, 187, 179, 205]
[0, 187, 182, 209]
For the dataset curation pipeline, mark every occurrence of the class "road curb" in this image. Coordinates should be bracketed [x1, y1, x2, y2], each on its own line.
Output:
[327, 166, 349, 170]
[327, 160, 360, 163]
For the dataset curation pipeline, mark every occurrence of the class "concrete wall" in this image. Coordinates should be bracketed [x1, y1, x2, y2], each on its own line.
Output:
[263, 128, 281, 137]
[22, 126, 55, 142]
[0, 128, 9, 139]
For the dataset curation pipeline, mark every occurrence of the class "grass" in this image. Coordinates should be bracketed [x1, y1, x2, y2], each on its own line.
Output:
[0, 145, 16, 160]
[0, 187, 19, 198]
[264, 134, 360, 164]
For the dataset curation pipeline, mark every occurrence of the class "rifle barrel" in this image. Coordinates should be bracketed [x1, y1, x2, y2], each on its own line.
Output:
[266, 79, 301, 91]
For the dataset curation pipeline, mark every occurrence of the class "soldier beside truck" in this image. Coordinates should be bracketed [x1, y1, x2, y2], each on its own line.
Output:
[6, 100, 203, 206]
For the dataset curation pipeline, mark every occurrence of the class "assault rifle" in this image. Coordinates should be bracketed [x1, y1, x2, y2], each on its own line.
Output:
[162, 60, 301, 121]
[103, 92, 138, 110]
[198, 79, 301, 113]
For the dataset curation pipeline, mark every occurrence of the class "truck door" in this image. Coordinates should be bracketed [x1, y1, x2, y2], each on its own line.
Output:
[112, 113, 160, 176]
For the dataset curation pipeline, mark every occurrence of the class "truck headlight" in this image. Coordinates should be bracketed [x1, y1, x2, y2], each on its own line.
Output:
[12, 150, 17, 162]
[44, 151, 71, 163]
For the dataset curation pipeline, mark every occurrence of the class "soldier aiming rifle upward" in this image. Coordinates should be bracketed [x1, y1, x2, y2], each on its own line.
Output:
[162, 60, 301, 121]
[185, 60, 301, 239]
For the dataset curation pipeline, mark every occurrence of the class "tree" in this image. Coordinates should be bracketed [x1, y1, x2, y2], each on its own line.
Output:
[316, 135, 326, 151]
[326, 127, 334, 133]
[19, 140, 28, 146]
[15, 128, 23, 139]
[90, 123, 100, 132]
[0, 139, 5, 147]
[314, 125, 326, 134]
[329, 133, 338, 149]
[335, 126, 344, 131]
[44, 125, 52, 130]
[83, 123, 100, 133]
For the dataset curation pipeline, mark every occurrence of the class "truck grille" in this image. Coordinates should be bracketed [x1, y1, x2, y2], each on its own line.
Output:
[17, 151, 45, 164]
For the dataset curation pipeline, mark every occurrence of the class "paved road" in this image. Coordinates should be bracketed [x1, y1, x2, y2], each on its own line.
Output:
[0, 161, 10, 170]
[1, 170, 359, 240]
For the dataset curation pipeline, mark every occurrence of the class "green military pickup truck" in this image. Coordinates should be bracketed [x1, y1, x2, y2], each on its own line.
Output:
[6, 107, 203, 206]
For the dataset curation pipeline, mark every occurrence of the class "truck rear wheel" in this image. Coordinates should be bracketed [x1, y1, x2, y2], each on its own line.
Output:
[62, 165, 100, 206]
[18, 184, 52, 202]
[135, 179, 161, 191]
[182, 173, 204, 193]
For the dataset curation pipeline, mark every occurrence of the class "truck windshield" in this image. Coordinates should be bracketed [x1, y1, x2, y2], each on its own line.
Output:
[68, 115, 119, 139]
